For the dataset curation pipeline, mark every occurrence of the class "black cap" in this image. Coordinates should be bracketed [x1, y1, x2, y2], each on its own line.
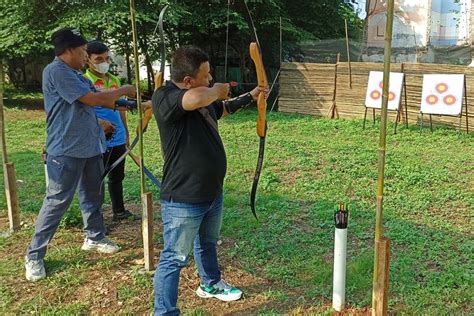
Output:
[51, 27, 88, 56]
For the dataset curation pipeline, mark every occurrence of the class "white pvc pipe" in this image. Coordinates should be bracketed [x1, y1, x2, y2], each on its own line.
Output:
[332, 227, 347, 311]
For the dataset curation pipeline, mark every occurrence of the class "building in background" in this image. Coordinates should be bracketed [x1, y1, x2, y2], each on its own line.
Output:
[110, 51, 171, 84]
[364, 0, 472, 64]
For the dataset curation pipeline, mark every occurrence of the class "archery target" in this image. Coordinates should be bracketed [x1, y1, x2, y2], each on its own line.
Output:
[365, 71, 404, 110]
[420, 74, 464, 116]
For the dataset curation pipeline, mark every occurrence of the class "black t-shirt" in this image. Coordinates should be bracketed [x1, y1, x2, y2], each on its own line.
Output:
[152, 81, 226, 203]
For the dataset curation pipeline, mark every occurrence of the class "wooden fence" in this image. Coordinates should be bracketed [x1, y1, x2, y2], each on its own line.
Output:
[279, 62, 473, 130]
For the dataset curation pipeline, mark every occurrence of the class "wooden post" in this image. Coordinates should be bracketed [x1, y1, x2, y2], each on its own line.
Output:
[130, 0, 154, 271]
[4, 163, 20, 231]
[400, 63, 407, 127]
[464, 78, 469, 133]
[270, 16, 283, 113]
[345, 19, 352, 88]
[327, 53, 340, 119]
[142, 192, 154, 270]
[373, 238, 390, 316]
[0, 60, 21, 232]
[372, 0, 394, 314]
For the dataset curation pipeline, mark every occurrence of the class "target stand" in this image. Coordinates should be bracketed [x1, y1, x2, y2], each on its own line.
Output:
[363, 71, 408, 133]
[419, 74, 469, 133]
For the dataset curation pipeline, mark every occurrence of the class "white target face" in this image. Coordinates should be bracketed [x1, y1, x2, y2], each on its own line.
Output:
[420, 74, 464, 116]
[365, 71, 404, 110]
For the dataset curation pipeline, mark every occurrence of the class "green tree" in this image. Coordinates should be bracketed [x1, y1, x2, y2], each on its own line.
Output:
[0, 0, 362, 90]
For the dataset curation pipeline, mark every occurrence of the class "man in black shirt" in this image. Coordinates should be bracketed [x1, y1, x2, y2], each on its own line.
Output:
[152, 46, 264, 315]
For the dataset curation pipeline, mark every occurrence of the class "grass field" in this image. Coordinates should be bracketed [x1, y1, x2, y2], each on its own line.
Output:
[1, 104, 473, 314]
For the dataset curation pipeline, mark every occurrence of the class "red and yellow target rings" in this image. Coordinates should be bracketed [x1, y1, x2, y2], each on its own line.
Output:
[426, 95, 438, 105]
[388, 92, 396, 101]
[370, 90, 381, 100]
[436, 83, 448, 93]
[443, 95, 456, 105]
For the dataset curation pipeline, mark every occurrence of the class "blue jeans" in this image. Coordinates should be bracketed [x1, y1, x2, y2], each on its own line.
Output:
[154, 194, 224, 315]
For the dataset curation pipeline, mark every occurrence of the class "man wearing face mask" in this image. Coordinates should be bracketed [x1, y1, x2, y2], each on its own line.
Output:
[84, 41, 139, 221]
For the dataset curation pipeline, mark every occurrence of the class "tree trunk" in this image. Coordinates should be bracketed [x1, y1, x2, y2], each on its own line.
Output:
[144, 53, 153, 94]
[240, 47, 249, 85]
[139, 35, 154, 94]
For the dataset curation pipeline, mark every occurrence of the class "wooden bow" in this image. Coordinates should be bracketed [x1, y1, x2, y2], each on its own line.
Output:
[243, 0, 269, 219]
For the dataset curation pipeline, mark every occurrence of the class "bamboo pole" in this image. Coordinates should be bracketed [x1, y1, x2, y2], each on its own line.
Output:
[0, 60, 7, 164]
[345, 19, 352, 89]
[224, 0, 230, 81]
[280, 16, 282, 65]
[270, 16, 283, 113]
[130, 0, 154, 271]
[464, 78, 469, 133]
[0, 60, 21, 232]
[129, 0, 145, 194]
[372, 0, 394, 314]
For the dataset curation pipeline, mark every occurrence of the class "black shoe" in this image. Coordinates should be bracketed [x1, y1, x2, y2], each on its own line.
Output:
[113, 210, 140, 221]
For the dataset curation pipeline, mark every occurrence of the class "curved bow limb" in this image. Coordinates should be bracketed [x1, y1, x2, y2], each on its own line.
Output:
[153, 5, 168, 92]
[249, 42, 269, 219]
[141, 4, 167, 136]
[135, 4, 168, 149]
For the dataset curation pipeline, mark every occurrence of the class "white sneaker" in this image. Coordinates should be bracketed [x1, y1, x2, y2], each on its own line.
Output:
[196, 280, 243, 302]
[81, 237, 120, 254]
[25, 256, 46, 281]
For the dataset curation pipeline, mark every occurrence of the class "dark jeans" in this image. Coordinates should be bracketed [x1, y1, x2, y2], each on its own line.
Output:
[103, 144, 127, 215]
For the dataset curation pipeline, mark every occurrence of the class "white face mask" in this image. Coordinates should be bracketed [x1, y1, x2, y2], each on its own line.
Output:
[93, 62, 110, 74]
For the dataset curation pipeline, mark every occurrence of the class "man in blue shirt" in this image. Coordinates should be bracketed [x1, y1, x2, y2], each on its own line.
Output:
[25, 27, 137, 282]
